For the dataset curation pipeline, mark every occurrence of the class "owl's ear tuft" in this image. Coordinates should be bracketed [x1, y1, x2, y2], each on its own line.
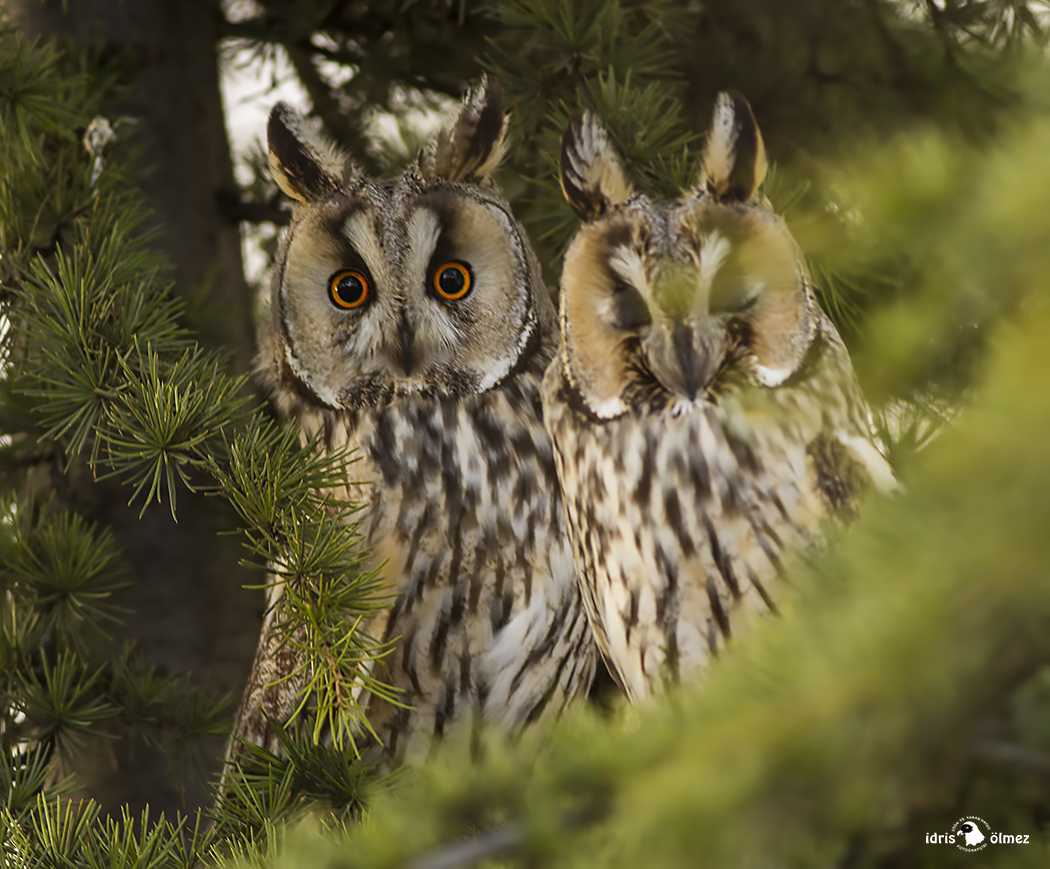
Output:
[701, 90, 767, 202]
[559, 112, 633, 221]
[267, 102, 350, 203]
[419, 76, 509, 183]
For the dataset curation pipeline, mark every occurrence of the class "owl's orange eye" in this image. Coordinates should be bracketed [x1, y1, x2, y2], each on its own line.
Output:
[431, 261, 472, 300]
[329, 269, 370, 309]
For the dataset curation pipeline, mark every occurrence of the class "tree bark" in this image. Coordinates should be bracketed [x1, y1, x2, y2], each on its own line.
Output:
[11, 0, 262, 816]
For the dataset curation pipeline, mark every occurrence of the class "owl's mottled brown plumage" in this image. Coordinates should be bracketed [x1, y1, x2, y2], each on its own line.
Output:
[229, 79, 595, 766]
[543, 92, 895, 699]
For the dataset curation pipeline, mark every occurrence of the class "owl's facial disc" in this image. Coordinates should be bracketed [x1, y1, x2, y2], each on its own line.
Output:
[637, 252, 733, 400]
[563, 205, 813, 412]
[266, 81, 554, 411]
[597, 227, 736, 401]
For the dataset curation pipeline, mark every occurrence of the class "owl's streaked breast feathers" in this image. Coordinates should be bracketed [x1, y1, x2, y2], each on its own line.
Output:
[543, 90, 894, 698]
[230, 78, 595, 768]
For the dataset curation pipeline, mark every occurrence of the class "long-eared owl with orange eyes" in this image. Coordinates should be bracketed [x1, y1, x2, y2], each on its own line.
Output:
[542, 91, 896, 700]
[230, 78, 595, 765]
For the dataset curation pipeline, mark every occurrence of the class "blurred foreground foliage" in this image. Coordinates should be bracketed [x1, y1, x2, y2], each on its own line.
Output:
[5, 0, 1050, 867]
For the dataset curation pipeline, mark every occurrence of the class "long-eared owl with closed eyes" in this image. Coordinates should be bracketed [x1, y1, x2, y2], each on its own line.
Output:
[542, 91, 896, 700]
[230, 78, 596, 764]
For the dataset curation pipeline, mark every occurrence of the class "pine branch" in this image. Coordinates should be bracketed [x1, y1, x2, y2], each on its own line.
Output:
[408, 824, 524, 869]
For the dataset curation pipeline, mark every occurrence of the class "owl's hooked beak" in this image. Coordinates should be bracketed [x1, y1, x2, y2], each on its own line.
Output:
[642, 318, 726, 400]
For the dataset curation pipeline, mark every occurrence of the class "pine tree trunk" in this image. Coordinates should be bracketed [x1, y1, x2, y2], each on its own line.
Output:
[10, 0, 262, 815]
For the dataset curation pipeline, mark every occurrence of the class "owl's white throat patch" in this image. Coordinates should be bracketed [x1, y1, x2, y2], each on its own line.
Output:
[588, 393, 628, 420]
[754, 363, 792, 387]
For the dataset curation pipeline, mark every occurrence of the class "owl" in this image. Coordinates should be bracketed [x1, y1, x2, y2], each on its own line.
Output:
[229, 78, 595, 766]
[542, 91, 896, 700]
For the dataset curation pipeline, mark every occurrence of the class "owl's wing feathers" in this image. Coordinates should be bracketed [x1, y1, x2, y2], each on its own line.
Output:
[799, 318, 899, 514]
[225, 584, 311, 759]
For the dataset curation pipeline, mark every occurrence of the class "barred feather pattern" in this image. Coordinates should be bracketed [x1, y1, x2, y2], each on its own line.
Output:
[544, 313, 885, 700]
[547, 93, 893, 699]
[232, 361, 595, 762]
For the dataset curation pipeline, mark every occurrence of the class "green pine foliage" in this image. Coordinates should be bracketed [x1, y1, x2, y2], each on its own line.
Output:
[4, 0, 1050, 867]
[0, 20, 389, 865]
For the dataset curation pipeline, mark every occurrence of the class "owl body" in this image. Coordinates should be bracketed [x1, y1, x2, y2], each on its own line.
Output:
[231, 80, 594, 764]
[544, 93, 894, 699]
[545, 310, 878, 698]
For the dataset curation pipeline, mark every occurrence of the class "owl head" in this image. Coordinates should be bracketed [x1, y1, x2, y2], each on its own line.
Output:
[259, 77, 553, 412]
[557, 91, 818, 419]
